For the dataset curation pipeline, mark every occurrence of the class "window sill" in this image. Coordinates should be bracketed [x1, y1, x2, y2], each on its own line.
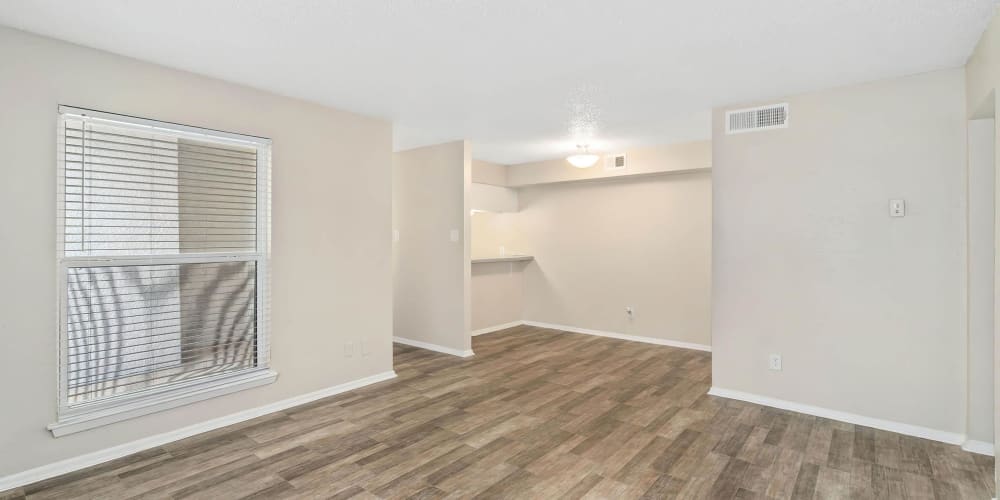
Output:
[48, 369, 279, 437]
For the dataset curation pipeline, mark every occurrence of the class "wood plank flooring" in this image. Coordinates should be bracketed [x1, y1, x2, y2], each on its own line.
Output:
[2, 325, 994, 499]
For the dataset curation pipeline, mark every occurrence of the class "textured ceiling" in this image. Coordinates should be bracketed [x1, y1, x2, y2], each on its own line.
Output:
[0, 0, 996, 164]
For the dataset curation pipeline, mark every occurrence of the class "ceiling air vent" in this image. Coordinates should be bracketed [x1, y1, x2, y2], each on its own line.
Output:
[605, 153, 627, 171]
[725, 103, 789, 134]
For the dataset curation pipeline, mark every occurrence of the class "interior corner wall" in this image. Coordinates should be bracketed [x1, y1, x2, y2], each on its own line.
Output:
[966, 12, 999, 120]
[471, 159, 508, 186]
[471, 211, 527, 332]
[968, 118, 995, 445]
[0, 26, 393, 478]
[966, 10, 1000, 464]
[516, 171, 713, 347]
[392, 141, 472, 353]
[711, 68, 968, 436]
[471, 261, 526, 332]
[471, 211, 525, 258]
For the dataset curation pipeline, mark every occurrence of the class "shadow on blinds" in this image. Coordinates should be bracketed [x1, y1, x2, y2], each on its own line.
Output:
[66, 261, 258, 405]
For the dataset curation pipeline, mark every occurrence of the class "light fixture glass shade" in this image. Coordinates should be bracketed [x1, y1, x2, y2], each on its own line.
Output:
[566, 153, 599, 168]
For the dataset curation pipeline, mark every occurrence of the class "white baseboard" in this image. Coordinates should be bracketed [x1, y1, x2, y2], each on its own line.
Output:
[707, 386, 965, 446]
[0, 370, 398, 492]
[961, 439, 995, 456]
[522, 321, 711, 352]
[471, 321, 525, 336]
[393, 336, 474, 357]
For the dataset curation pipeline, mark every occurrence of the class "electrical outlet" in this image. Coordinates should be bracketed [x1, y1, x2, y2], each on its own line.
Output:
[361, 340, 371, 357]
[344, 341, 354, 358]
[768, 354, 782, 371]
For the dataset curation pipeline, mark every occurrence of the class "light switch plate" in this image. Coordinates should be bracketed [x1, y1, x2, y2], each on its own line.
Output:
[450, 229, 460, 242]
[889, 199, 905, 217]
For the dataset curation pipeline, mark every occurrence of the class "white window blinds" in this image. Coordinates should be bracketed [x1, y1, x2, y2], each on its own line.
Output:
[56, 107, 271, 418]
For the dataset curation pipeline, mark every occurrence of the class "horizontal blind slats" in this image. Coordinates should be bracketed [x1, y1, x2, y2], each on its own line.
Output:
[64, 185, 257, 203]
[66, 317, 256, 342]
[67, 343, 255, 373]
[65, 165, 257, 187]
[64, 158, 257, 179]
[65, 150, 257, 171]
[66, 127, 258, 158]
[64, 118, 259, 258]
[65, 169, 257, 193]
[60, 107, 265, 409]
[68, 292, 256, 312]
[65, 139, 258, 165]
[68, 361, 257, 399]
[67, 340, 256, 376]
[69, 360, 257, 396]
[67, 328, 256, 353]
[66, 205, 256, 216]
[65, 261, 258, 404]
[70, 290, 253, 318]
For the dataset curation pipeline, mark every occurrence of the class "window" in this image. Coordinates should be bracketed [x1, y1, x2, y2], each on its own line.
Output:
[51, 106, 273, 436]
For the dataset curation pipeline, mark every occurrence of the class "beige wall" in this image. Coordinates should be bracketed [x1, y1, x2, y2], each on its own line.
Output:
[517, 171, 712, 347]
[392, 141, 472, 353]
[965, 9, 1000, 465]
[471, 211, 526, 258]
[0, 26, 393, 477]
[471, 262, 526, 331]
[470, 183, 518, 214]
[968, 118, 995, 445]
[470, 211, 528, 331]
[712, 69, 968, 436]
[967, 13, 999, 119]
[506, 141, 711, 187]
[471, 159, 508, 186]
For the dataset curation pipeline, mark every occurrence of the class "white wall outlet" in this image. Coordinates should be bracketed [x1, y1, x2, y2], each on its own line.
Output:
[449, 229, 460, 242]
[889, 199, 905, 217]
[769, 354, 782, 371]
[361, 340, 371, 357]
[344, 341, 354, 358]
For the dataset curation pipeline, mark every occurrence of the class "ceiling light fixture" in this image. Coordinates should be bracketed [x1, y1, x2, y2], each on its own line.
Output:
[566, 145, 599, 168]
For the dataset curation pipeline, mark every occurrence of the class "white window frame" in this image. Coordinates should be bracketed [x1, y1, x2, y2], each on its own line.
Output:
[49, 106, 275, 437]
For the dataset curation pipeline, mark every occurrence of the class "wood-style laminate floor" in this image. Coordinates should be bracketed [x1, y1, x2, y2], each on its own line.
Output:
[3, 325, 994, 499]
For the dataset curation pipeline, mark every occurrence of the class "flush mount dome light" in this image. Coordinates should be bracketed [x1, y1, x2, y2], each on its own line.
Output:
[566, 145, 599, 168]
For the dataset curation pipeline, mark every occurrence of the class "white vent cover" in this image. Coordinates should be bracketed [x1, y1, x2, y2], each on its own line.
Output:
[725, 103, 789, 134]
[605, 153, 627, 170]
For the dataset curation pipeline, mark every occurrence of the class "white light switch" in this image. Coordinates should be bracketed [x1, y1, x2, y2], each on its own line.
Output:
[449, 229, 460, 242]
[393, 229, 400, 243]
[889, 199, 905, 217]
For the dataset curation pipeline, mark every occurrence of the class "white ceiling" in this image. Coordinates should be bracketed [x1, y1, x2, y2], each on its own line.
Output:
[0, 1, 996, 164]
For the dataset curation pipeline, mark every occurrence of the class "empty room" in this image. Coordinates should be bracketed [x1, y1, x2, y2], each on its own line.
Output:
[1, 1, 999, 499]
